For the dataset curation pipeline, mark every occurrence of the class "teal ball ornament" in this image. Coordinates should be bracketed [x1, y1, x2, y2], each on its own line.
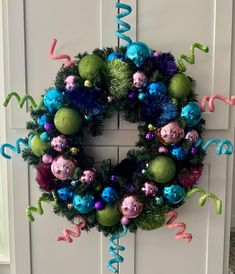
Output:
[73, 194, 95, 214]
[138, 92, 146, 101]
[163, 184, 185, 205]
[101, 187, 118, 203]
[181, 102, 202, 127]
[44, 88, 64, 113]
[171, 145, 188, 160]
[38, 115, 47, 126]
[125, 42, 152, 67]
[57, 187, 74, 201]
[148, 82, 167, 95]
[107, 53, 123, 61]
[40, 132, 51, 142]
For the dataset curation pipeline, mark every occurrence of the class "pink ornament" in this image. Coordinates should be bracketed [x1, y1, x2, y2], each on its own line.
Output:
[120, 195, 143, 220]
[64, 75, 76, 91]
[107, 96, 113, 103]
[51, 156, 76, 180]
[152, 50, 162, 57]
[121, 216, 130, 225]
[185, 130, 199, 143]
[42, 154, 53, 164]
[158, 122, 184, 145]
[133, 71, 148, 89]
[141, 182, 158, 196]
[158, 146, 168, 153]
[80, 169, 96, 184]
[67, 203, 73, 209]
[51, 135, 67, 152]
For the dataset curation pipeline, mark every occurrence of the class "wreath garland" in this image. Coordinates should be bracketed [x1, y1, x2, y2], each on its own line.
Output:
[2, 2, 235, 273]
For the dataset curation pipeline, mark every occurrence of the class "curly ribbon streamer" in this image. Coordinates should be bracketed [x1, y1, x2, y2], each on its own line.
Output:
[115, 2, 132, 47]
[195, 137, 233, 156]
[49, 38, 74, 67]
[3, 92, 44, 110]
[26, 196, 56, 222]
[186, 187, 222, 215]
[177, 43, 209, 72]
[56, 218, 86, 243]
[0, 138, 28, 159]
[108, 225, 128, 273]
[200, 94, 235, 112]
[166, 210, 192, 242]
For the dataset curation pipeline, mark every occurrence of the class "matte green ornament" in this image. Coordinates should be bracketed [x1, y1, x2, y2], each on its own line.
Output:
[30, 134, 49, 157]
[78, 54, 105, 81]
[54, 107, 82, 135]
[96, 205, 120, 227]
[148, 156, 176, 183]
[168, 73, 192, 99]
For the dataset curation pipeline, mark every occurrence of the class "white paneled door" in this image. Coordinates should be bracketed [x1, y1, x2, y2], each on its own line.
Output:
[3, 0, 234, 274]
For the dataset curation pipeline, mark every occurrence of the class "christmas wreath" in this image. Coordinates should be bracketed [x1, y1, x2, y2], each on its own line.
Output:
[2, 2, 235, 273]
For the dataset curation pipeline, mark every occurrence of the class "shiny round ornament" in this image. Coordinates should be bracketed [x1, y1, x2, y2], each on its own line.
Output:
[101, 187, 118, 203]
[64, 75, 76, 92]
[168, 74, 192, 99]
[125, 42, 152, 67]
[133, 71, 148, 89]
[51, 156, 76, 180]
[51, 135, 67, 152]
[171, 145, 188, 160]
[155, 196, 163, 206]
[80, 169, 96, 184]
[42, 154, 53, 164]
[30, 135, 49, 157]
[71, 180, 78, 187]
[148, 82, 167, 95]
[107, 52, 123, 61]
[57, 187, 74, 201]
[145, 132, 154, 141]
[158, 121, 184, 145]
[44, 122, 54, 132]
[84, 80, 92, 87]
[70, 147, 79, 155]
[179, 165, 203, 188]
[185, 129, 199, 143]
[94, 200, 105, 210]
[181, 102, 202, 127]
[96, 205, 120, 227]
[141, 182, 157, 196]
[73, 194, 95, 214]
[190, 146, 198, 155]
[138, 92, 146, 101]
[128, 91, 137, 100]
[148, 156, 176, 184]
[158, 146, 168, 153]
[43, 88, 64, 113]
[67, 203, 73, 209]
[40, 132, 51, 142]
[38, 115, 47, 126]
[163, 184, 185, 205]
[120, 195, 143, 219]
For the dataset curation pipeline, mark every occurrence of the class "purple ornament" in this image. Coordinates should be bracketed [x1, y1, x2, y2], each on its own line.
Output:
[111, 175, 116, 182]
[94, 200, 105, 210]
[190, 147, 198, 155]
[154, 52, 177, 77]
[44, 122, 54, 132]
[128, 91, 138, 100]
[145, 132, 154, 141]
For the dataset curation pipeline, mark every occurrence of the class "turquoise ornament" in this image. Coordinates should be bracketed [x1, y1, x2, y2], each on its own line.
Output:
[181, 102, 201, 127]
[125, 42, 152, 67]
[40, 132, 51, 142]
[148, 82, 167, 95]
[101, 187, 118, 203]
[155, 196, 163, 206]
[163, 184, 185, 205]
[73, 194, 95, 214]
[138, 92, 146, 101]
[171, 145, 188, 160]
[57, 187, 74, 201]
[38, 115, 47, 126]
[107, 53, 123, 62]
[44, 88, 64, 113]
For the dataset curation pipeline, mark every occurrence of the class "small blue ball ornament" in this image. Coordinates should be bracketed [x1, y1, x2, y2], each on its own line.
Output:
[181, 102, 202, 127]
[44, 88, 65, 113]
[163, 184, 185, 205]
[125, 42, 152, 67]
[171, 145, 188, 160]
[73, 194, 95, 214]
[148, 82, 167, 95]
[101, 187, 118, 203]
[107, 53, 123, 61]
[57, 187, 74, 201]
[38, 115, 47, 126]
[138, 92, 146, 101]
[40, 132, 51, 142]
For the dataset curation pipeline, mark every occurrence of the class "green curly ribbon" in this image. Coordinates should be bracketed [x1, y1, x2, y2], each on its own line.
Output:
[186, 187, 222, 215]
[26, 196, 56, 222]
[3, 92, 44, 110]
[177, 43, 209, 72]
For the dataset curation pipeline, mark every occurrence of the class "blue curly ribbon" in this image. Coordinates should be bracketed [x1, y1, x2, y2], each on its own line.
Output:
[0, 138, 28, 159]
[108, 225, 128, 273]
[195, 137, 233, 155]
[115, 2, 132, 47]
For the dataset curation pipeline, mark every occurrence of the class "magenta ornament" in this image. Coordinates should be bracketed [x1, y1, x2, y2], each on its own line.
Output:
[94, 200, 105, 210]
[42, 154, 53, 164]
[44, 122, 54, 132]
[190, 147, 198, 155]
[145, 132, 154, 141]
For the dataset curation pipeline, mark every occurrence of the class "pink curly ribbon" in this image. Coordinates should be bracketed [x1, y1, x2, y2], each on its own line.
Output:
[49, 38, 74, 67]
[200, 94, 235, 112]
[166, 210, 192, 242]
[56, 218, 86, 243]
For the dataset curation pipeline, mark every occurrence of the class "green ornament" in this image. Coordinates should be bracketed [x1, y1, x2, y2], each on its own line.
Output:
[30, 134, 49, 157]
[168, 73, 192, 99]
[96, 205, 120, 227]
[78, 54, 105, 81]
[54, 107, 82, 135]
[148, 156, 176, 183]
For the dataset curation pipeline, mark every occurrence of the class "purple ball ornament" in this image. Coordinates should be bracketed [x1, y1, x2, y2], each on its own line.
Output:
[44, 122, 54, 132]
[110, 175, 116, 182]
[145, 132, 154, 141]
[128, 91, 138, 100]
[94, 200, 105, 210]
[190, 146, 198, 155]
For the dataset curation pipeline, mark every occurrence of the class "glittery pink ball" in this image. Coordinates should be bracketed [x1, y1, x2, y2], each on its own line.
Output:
[158, 146, 168, 153]
[51, 135, 67, 152]
[51, 156, 76, 180]
[42, 154, 53, 164]
[120, 195, 143, 219]
[133, 71, 148, 89]
[185, 130, 199, 143]
[159, 122, 184, 144]
[141, 182, 157, 196]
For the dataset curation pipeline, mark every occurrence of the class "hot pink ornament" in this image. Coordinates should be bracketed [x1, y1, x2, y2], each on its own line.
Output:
[185, 130, 199, 143]
[133, 71, 148, 89]
[80, 169, 96, 184]
[42, 154, 53, 164]
[141, 182, 158, 196]
[51, 156, 76, 180]
[152, 50, 162, 57]
[120, 195, 143, 223]
[51, 135, 67, 152]
[158, 146, 168, 153]
[178, 165, 203, 188]
[64, 75, 76, 91]
[158, 122, 184, 145]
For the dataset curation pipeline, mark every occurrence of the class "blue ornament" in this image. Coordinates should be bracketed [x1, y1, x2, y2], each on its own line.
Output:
[38, 115, 47, 126]
[125, 42, 152, 67]
[155, 196, 163, 206]
[181, 102, 201, 127]
[101, 187, 118, 203]
[73, 194, 95, 214]
[57, 187, 74, 201]
[163, 184, 185, 205]
[171, 145, 188, 160]
[138, 92, 146, 101]
[40, 132, 51, 142]
[148, 82, 167, 95]
[44, 88, 64, 113]
[107, 53, 123, 61]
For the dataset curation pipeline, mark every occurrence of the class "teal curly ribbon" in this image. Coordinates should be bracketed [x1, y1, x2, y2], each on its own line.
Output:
[3, 92, 44, 110]
[177, 43, 209, 72]
[195, 137, 233, 155]
[0, 138, 28, 159]
[115, 2, 132, 47]
[108, 225, 128, 273]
